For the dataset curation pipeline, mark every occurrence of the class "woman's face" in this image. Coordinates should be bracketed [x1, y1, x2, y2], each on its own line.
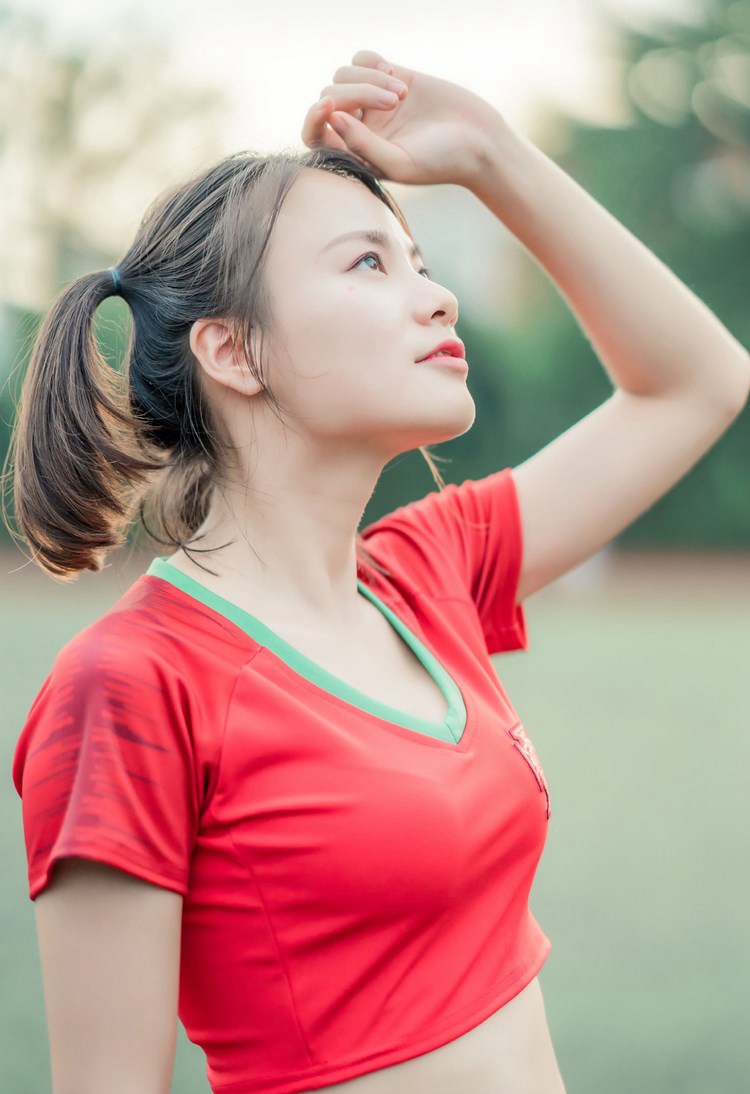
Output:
[259, 167, 476, 458]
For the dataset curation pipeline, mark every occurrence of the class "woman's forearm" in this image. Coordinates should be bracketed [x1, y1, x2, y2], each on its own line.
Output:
[469, 125, 750, 409]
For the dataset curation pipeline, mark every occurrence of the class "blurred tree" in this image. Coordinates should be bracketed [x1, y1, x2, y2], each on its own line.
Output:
[471, 0, 750, 546]
[1, 1, 748, 549]
[0, 3, 230, 308]
[0, 3, 233, 547]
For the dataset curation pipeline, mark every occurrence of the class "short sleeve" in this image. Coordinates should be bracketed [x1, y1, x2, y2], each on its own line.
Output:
[360, 467, 528, 656]
[12, 622, 199, 901]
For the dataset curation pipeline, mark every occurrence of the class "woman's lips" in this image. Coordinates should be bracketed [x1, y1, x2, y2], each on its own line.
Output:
[418, 354, 468, 371]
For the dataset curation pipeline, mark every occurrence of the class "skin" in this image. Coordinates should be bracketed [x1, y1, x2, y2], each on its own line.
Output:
[185, 47, 749, 621]
[185, 166, 475, 624]
[33, 48, 749, 1094]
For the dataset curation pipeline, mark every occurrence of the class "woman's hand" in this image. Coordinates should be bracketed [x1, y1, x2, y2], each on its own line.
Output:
[300, 48, 509, 188]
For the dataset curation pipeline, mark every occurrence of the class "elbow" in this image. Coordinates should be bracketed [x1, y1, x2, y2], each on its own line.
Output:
[699, 348, 750, 423]
[724, 348, 750, 418]
[738, 354, 750, 413]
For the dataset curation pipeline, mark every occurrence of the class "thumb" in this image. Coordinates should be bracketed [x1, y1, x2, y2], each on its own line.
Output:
[328, 111, 407, 180]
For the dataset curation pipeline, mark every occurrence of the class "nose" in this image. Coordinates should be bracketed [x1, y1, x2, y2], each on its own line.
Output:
[426, 281, 459, 326]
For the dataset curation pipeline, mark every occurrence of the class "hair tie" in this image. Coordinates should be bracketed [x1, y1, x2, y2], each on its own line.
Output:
[108, 266, 122, 296]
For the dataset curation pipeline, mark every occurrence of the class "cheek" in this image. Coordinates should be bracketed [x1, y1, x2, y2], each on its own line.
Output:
[275, 280, 400, 384]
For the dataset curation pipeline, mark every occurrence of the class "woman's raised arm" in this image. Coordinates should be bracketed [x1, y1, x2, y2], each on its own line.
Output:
[304, 51, 750, 601]
[469, 126, 749, 601]
[34, 858, 183, 1094]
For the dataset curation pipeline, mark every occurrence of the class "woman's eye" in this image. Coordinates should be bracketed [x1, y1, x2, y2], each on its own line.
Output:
[354, 251, 385, 272]
[353, 251, 432, 279]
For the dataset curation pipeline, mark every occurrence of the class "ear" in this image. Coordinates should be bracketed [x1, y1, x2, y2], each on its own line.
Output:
[189, 318, 263, 397]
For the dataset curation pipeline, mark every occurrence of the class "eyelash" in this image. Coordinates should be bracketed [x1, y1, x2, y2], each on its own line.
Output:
[354, 250, 431, 280]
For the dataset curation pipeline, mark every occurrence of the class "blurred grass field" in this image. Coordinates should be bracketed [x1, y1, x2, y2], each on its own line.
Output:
[2, 547, 749, 1094]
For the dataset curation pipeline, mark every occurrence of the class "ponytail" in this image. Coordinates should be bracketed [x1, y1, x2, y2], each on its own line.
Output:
[4, 147, 447, 582]
[8, 269, 166, 578]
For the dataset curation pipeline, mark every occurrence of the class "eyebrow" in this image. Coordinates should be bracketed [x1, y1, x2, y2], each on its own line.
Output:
[319, 229, 423, 264]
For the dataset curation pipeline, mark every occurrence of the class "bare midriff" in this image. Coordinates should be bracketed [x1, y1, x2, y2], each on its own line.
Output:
[306, 978, 566, 1094]
[161, 556, 565, 1093]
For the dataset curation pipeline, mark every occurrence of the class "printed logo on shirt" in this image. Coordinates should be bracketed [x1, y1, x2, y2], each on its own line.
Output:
[508, 723, 551, 820]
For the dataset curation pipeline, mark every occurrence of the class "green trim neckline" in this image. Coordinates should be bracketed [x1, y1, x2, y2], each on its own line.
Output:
[146, 555, 467, 744]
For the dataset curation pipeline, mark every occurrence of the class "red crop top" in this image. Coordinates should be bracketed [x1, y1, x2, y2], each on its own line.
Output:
[13, 467, 552, 1094]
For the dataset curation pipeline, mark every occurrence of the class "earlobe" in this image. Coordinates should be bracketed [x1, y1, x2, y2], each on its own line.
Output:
[189, 318, 260, 396]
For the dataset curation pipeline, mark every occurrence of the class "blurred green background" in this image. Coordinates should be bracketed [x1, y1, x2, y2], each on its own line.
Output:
[4, 554, 748, 1093]
[2, 0, 749, 1090]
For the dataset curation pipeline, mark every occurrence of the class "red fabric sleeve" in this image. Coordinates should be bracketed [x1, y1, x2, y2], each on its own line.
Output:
[360, 467, 528, 656]
[12, 621, 199, 900]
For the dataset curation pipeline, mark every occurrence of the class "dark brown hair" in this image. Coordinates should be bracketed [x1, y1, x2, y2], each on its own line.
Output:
[4, 147, 448, 581]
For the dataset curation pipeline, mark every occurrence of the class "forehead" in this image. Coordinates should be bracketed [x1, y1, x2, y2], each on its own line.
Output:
[279, 167, 416, 258]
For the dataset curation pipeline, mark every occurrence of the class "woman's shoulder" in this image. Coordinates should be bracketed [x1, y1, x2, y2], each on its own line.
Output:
[50, 572, 192, 673]
[54, 567, 258, 679]
[13, 570, 239, 800]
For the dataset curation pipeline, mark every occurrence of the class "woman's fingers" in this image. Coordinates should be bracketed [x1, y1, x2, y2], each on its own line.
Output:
[329, 65, 409, 98]
[350, 49, 391, 72]
[300, 54, 408, 154]
[317, 80, 406, 110]
[325, 110, 411, 180]
[300, 97, 349, 152]
[301, 77, 407, 151]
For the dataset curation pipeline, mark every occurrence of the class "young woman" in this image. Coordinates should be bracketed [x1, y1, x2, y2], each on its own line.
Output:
[10, 48, 748, 1094]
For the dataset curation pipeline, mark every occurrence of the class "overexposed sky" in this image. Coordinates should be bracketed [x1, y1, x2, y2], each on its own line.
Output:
[16, 0, 707, 145]
[3, 0, 709, 311]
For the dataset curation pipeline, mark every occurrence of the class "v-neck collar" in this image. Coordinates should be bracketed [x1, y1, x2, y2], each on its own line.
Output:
[145, 555, 468, 744]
